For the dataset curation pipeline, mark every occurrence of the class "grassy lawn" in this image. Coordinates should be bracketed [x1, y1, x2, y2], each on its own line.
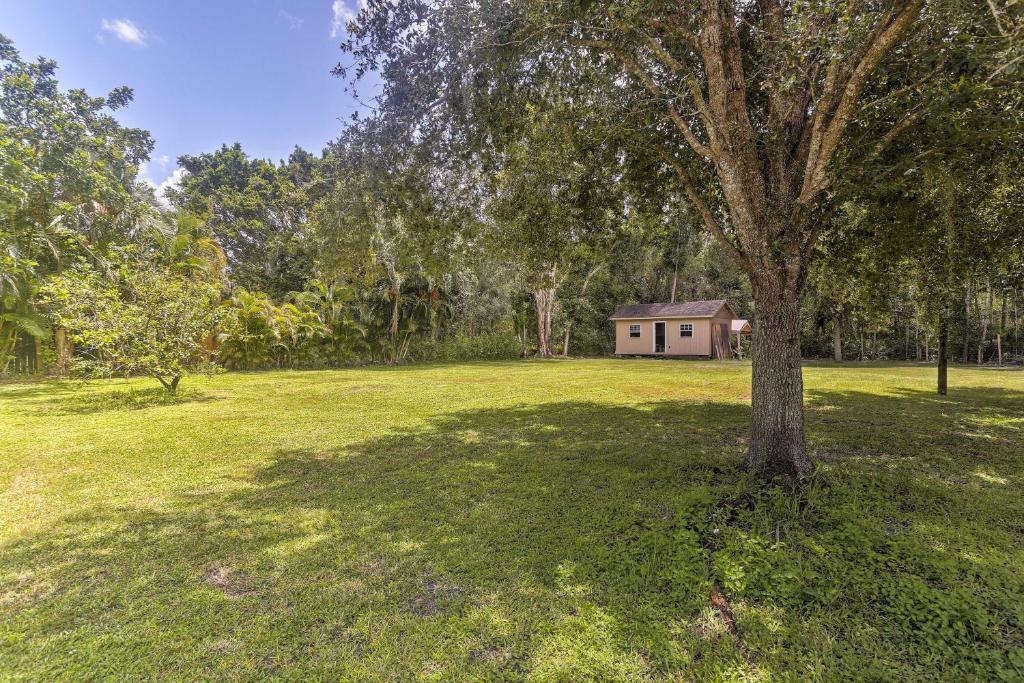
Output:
[1, 359, 1022, 681]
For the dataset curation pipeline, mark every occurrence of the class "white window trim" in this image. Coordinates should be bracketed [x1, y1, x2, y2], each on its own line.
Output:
[680, 323, 694, 337]
[628, 323, 641, 338]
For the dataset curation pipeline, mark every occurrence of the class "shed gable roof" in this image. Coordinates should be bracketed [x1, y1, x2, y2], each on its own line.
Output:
[609, 300, 734, 320]
[731, 319, 752, 333]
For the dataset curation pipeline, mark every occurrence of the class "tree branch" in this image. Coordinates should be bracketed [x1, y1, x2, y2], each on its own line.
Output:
[655, 145, 749, 273]
[869, 106, 927, 160]
[800, 0, 925, 203]
[575, 38, 714, 161]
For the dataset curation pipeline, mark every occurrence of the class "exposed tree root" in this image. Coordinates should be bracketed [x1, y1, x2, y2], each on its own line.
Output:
[710, 581, 752, 664]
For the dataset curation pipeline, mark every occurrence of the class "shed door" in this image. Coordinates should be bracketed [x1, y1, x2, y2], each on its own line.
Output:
[712, 323, 731, 359]
[654, 322, 666, 353]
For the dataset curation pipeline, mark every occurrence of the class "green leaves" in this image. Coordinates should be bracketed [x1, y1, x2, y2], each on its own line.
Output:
[38, 250, 219, 392]
[0, 311, 48, 339]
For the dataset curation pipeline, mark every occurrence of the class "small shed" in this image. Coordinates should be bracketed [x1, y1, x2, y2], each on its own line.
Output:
[731, 319, 752, 336]
[731, 319, 752, 359]
[609, 300, 739, 359]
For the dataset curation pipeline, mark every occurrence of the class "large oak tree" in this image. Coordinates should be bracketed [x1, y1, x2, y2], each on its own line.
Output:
[337, 0, 1005, 479]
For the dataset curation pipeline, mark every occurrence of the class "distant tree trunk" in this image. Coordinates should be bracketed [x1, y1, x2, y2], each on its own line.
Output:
[390, 289, 401, 338]
[533, 287, 554, 358]
[961, 286, 972, 363]
[745, 285, 812, 480]
[997, 289, 1006, 365]
[1007, 290, 1015, 358]
[915, 320, 921, 361]
[978, 283, 992, 364]
[924, 333, 929, 362]
[832, 318, 843, 362]
[55, 327, 72, 375]
[937, 311, 949, 395]
[859, 326, 865, 361]
[34, 335, 42, 373]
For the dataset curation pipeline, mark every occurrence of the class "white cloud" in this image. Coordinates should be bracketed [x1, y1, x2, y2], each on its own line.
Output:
[100, 18, 148, 46]
[143, 168, 188, 209]
[330, 0, 366, 38]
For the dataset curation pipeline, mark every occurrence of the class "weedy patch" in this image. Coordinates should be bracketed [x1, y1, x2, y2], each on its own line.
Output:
[202, 565, 255, 598]
[408, 575, 465, 617]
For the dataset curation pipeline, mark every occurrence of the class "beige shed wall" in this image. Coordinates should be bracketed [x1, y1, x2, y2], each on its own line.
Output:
[614, 318, 713, 356]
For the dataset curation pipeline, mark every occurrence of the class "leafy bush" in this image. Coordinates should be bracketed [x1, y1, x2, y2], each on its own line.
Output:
[39, 252, 220, 393]
[216, 284, 368, 370]
[412, 330, 522, 362]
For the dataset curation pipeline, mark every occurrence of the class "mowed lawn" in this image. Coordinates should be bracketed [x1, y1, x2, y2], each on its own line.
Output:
[1, 360, 1022, 681]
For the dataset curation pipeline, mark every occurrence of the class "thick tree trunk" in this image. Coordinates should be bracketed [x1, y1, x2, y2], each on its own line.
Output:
[745, 289, 812, 480]
[938, 312, 948, 395]
[669, 266, 678, 304]
[561, 322, 572, 357]
[533, 287, 556, 358]
[832, 318, 842, 362]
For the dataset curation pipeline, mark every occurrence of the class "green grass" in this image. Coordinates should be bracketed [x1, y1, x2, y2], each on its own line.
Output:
[1, 359, 1022, 681]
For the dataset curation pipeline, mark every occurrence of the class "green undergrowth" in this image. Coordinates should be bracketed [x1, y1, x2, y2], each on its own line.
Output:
[1, 360, 1021, 680]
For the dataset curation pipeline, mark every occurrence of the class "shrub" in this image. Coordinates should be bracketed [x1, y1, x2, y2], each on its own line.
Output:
[412, 329, 522, 362]
[39, 252, 220, 393]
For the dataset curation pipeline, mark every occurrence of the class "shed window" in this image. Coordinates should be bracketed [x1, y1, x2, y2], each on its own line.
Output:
[679, 323, 693, 337]
[629, 324, 641, 338]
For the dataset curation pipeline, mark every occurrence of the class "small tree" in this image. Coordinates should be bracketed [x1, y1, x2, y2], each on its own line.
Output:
[40, 252, 220, 393]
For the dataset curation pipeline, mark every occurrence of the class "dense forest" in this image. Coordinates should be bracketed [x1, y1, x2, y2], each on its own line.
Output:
[2, 1, 1023, 477]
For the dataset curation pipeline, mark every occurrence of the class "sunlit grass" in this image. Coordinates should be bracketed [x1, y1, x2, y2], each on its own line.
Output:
[1, 359, 1022, 680]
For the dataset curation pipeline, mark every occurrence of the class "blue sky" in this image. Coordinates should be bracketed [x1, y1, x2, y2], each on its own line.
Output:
[2, 0, 373, 193]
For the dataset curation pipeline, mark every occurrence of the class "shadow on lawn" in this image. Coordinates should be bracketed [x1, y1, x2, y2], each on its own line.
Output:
[0, 382, 224, 415]
[805, 385, 1024, 482]
[2, 388, 1023, 679]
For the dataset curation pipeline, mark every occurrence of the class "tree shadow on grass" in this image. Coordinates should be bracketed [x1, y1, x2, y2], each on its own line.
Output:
[1, 384, 225, 416]
[806, 385, 1024, 482]
[2, 391, 1023, 679]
